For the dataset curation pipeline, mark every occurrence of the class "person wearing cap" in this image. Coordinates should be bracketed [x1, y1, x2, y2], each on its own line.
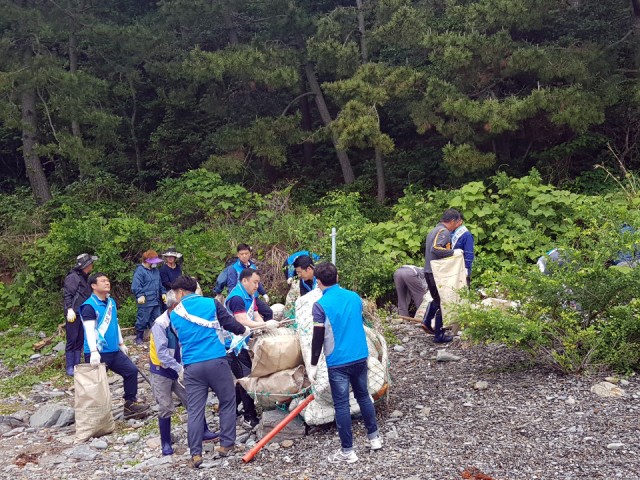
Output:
[80, 272, 150, 419]
[149, 290, 218, 456]
[168, 275, 250, 468]
[132, 249, 167, 345]
[224, 268, 279, 431]
[62, 253, 97, 376]
[160, 247, 183, 292]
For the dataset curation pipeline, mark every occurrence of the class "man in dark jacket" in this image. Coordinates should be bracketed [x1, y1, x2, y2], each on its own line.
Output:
[132, 249, 166, 344]
[62, 253, 97, 375]
[423, 209, 462, 343]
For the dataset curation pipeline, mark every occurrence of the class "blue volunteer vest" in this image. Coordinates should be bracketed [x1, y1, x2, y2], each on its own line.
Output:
[316, 284, 368, 368]
[169, 294, 227, 365]
[224, 283, 256, 350]
[231, 260, 260, 298]
[81, 294, 120, 354]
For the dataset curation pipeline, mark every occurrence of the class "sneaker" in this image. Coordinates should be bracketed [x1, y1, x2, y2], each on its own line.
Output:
[214, 445, 239, 457]
[420, 323, 435, 335]
[242, 416, 259, 431]
[327, 448, 358, 464]
[433, 333, 453, 343]
[190, 454, 203, 468]
[123, 400, 150, 420]
[367, 436, 383, 451]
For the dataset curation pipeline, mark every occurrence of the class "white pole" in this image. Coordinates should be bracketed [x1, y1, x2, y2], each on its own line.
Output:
[331, 227, 337, 265]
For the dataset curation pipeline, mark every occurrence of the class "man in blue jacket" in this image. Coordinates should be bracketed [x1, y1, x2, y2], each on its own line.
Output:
[224, 243, 273, 320]
[132, 249, 167, 344]
[169, 275, 250, 468]
[80, 273, 150, 420]
[308, 262, 382, 464]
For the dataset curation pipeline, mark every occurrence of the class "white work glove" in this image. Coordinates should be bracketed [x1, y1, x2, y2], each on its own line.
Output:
[119, 343, 129, 356]
[307, 365, 318, 383]
[175, 364, 184, 376]
[215, 294, 225, 304]
[137, 295, 146, 304]
[162, 294, 167, 304]
[287, 277, 294, 285]
[262, 294, 270, 304]
[265, 320, 279, 330]
[90, 351, 101, 365]
[66, 308, 76, 322]
[243, 326, 251, 337]
[465, 268, 469, 277]
[453, 249, 464, 257]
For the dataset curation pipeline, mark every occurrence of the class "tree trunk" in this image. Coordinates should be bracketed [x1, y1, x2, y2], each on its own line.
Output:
[222, 7, 239, 46]
[299, 75, 314, 166]
[128, 76, 142, 182]
[21, 70, 52, 204]
[304, 62, 355, 184]
[357, 0, 386, 201]
[375, 147, 385, 203]
[69, 31, 82, 139]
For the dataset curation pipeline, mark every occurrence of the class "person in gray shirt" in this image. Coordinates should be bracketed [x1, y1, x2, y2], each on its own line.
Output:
[423, 208, 462, 343]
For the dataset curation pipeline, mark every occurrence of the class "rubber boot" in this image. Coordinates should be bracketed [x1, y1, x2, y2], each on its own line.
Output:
[73, 350, 82, 368]
[65, 352, 75, 376]
[135, 330, 144, 345]
[203, 418, 220, 442]
[158, 417, 174, 455]
[433, 309, 453, 343]
[420, 303, 436, 335]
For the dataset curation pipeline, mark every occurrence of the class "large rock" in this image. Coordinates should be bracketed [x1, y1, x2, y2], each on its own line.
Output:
[256, 409, 306, 442]
[63, 444, 98, 461]
[29, 403, 75, 428]
[590, 382, 625, 398]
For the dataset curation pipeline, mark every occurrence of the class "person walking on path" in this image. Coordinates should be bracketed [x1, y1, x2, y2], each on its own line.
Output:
[308, 262, 382, 464]
[80, 272, 150, 420]
[393, 265, 428, 317]
[132, 249, 166, 344]
[159, 247, 183, 292]
[423, 208, 462, 343]
[62, 253, 97, 376]
[149, 289, 218, 456]
[169, 275, 249, 468]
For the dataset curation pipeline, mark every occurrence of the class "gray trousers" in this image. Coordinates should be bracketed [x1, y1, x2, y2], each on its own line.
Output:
[185, 357, 237, 454]
[394, 266, 428, 317]
[151, 373, 188, 419]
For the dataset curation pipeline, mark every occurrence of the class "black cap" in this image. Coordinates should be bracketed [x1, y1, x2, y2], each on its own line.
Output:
[170, 275, 198, 292]
[75, 253, 98, 270]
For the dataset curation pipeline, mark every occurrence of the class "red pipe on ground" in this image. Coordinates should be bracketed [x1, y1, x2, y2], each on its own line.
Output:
[242, 394, 315, 463]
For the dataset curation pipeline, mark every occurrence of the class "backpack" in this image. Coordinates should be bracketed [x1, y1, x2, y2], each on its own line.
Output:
[213, 256, 238, 294]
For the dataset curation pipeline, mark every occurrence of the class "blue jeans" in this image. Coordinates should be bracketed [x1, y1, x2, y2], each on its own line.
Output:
[328, 359, 379, 452]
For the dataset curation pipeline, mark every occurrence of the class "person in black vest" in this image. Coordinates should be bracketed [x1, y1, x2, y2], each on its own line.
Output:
[62, 253, 97, 376]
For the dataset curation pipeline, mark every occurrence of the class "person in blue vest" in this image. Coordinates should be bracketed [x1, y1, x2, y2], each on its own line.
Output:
[451, 215, 475, 287]
[159, 247, 183, 291]
[224, 243, 273, 320]
[308, 262, 382, 464]
[62, 253, 97, 376]
[283, 250, 320, 283]
[149, 289, 218, 456]
[80, 273, 150, 420]
[169, 275, 250, 468]
[132, 249, 167, 345]
[225, 269, 279, 430]
[293, 254, 317, 296]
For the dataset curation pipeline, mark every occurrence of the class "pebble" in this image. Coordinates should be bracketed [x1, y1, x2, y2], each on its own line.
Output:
[30, 354, 42, 360]
[565, 396, 576, 405]
[415, 404, 424, 409]
[53, 342, 66, 352]
[267, 442, 280, 451]
[436, 350, 461, 362]
[91, 439, 108, 450]
[619, 379, 630, 387]
[463, 402, 474, 407]
[421, 407, 432, 416]
[402, 336, 410, 343]
[474, 381, 488, 390]
[281, 440, 294, 448]
[390, 410, 403, 418]
[146, 437, 161, 449]
[393, 345, 405, 352]
[607, 442, 625, 450]
[123, 433, 140, 444]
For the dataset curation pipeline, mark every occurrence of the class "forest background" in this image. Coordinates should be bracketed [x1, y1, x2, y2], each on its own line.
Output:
[1, 0, 640, 374]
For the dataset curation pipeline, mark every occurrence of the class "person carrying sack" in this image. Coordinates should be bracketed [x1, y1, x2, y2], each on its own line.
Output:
[80, 272, 150, 420]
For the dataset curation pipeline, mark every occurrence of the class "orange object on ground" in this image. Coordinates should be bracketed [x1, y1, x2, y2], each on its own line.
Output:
[242, 394, 315, 463]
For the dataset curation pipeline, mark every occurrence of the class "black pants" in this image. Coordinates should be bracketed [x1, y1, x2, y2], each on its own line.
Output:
[65, 316, 84, 352]
[424, 272, 444, 333]
[226, 349, 258, 420]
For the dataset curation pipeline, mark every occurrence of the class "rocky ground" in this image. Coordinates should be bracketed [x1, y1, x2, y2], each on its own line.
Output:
[0, 320, 639, 480]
